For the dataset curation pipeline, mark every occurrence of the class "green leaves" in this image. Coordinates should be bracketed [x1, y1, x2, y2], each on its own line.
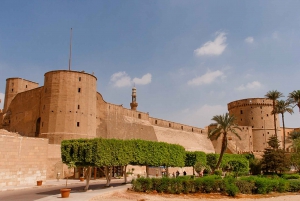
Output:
[61, 138, 186, 168]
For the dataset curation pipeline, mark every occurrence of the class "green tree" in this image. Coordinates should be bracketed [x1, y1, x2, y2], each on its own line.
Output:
[265, 90, 283, 139]
[208, 113, 242, 171]
[273, 100, 294, 151]
[290, 139, 300, 172]
[185, 151, 206, 175]
[288, 130, 300, 141]
[261, 135, 289, 174]
[288, 90, 300, 112]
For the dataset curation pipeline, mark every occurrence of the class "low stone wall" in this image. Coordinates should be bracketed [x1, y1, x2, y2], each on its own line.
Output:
[0, 135, 48, 187]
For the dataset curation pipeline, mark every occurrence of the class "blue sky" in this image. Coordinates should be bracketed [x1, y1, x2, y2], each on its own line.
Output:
[1, 0, 300, 128]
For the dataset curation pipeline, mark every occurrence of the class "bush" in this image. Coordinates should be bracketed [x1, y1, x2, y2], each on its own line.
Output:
[282, 174, 300, 180]
[132, 178, 152, 192]
[223, 176, 239, 197]
[235, 180, 255, 194]
[277, 178, 289, 193]
[289, 179, 300, 192]
[214, 170, 222, 176]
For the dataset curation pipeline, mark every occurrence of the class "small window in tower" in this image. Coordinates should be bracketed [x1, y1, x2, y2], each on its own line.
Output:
[261, 117, 263, 119]
[26, 85, 27, 88]
[241, 118, 242, 121]
[77, 122, 80, 127]
[155, 120, 157, 124]
[201, 130, 203, 133]
[192, 128, 194, 132]
[252, 117, 253, 120]
[262, 126, 263, 128]
[263, 133, 264, 136]
[138, 114, 141, 119]
[79, 77, 81, 81]
[78, 105, 80, 109]
[267, 132, 269, 134]
[12, 89, 14, 92]
[181, 126, 183, 130]
[252, 126, 254, 128]
[169, 123, 171, 127]
[260, 106, 262, 109]
[240, 110, 243, 114]
[267, 114, 269, 117]
[78, 88, 81, 93]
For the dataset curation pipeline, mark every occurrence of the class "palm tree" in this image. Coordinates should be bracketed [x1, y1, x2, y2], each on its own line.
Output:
[208, 113, 242, 171]
[288, 90, 300, 112]
[273, 100, 293, 151]
[265, 90, 283, 139]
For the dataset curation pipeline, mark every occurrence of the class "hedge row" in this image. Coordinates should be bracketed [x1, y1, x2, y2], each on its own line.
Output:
[61, 138, 186, 167]
[132, 176, 300, 196]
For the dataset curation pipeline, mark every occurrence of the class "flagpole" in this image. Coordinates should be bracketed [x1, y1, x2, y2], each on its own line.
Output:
[69, 28, 72, 71]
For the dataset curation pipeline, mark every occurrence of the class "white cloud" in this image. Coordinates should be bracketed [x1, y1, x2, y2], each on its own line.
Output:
[187, 70, 224, 86]
[0, 93, 4, 109]
[178, 104, 227, 127]
[110, 72, 152, 87]
[132, 73, 152, 85]
[245, 37, 254, 43]
[194, 32, 227, 56]
[236, 81, 262, 91]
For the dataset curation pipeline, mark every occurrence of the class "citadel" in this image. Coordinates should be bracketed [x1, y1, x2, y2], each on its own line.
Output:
[0, 69, 297, 187]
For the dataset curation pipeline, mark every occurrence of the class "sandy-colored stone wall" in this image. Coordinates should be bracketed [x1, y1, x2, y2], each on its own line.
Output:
[4, 87, 42, 137]
[0, 134, 48, 187]
[210, 126, 253, 154]
[149, 117, 204, 134]
[47, 144, 64, 179]
[3, 78, 39, 112]
[154, 126, 215, 153]
[96, 98, 157, 141]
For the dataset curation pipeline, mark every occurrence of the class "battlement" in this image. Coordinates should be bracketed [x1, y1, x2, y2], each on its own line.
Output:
[149, 117, 204, 134]
[228, 98, 272, 110]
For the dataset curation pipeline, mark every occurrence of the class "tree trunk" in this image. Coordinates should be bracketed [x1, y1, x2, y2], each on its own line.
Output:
[84, 166, 92, 191]
[146, 166, 149, 178]
[166, 167, 169, 178]
[123, 165, 128, 184]
[282, 113, 286, 151]
[273, 100, 278, 139]
[104, 166, 112, 187]
[193, 166, 195, 176]
[215, 133, 227, 171]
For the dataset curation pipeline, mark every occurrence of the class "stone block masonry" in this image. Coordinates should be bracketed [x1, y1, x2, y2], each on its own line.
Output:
[0, 135, 48, 187]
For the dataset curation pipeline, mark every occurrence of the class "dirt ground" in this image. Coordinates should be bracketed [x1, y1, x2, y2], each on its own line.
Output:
[90, 188, 300, 201]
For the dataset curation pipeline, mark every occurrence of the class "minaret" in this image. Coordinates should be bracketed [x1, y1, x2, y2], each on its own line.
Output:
[130, 87, 138, 111]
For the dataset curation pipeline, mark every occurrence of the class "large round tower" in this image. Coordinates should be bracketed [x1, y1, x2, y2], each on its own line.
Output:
[40, 70, 97, 144]
[228, 98, 281, 151]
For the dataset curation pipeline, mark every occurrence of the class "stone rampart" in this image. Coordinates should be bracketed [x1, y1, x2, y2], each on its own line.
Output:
[0, 135, 48, 187]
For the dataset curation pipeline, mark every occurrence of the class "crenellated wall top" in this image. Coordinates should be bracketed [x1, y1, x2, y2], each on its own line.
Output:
[228, 98, 273, 110]
[44, 70, 97, 80]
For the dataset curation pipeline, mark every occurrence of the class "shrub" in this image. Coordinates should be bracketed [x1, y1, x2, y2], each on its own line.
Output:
[289, 179, 300, 192]
[214, 170, 222, 176]
[282, 174, 300, 180]
[253, 177, 270, 194]
[277, 178, 289, 193]
[134, 178, 152, 192]
[235, 180, 255, 194]
[223, 176, 239, 197]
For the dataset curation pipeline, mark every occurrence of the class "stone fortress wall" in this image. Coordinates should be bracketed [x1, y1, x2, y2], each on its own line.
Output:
[0, 70, 215, 186]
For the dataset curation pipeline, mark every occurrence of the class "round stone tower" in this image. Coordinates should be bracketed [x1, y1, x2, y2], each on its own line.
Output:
[228, 98, 281, 151]
[40, 70, 97, 144]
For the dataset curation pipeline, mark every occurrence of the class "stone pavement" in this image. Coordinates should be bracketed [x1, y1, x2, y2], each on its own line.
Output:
[1, 178, 132, 201]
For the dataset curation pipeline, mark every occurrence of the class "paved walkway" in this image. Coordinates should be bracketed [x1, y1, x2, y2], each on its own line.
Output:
[1, 178, 132, 201]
